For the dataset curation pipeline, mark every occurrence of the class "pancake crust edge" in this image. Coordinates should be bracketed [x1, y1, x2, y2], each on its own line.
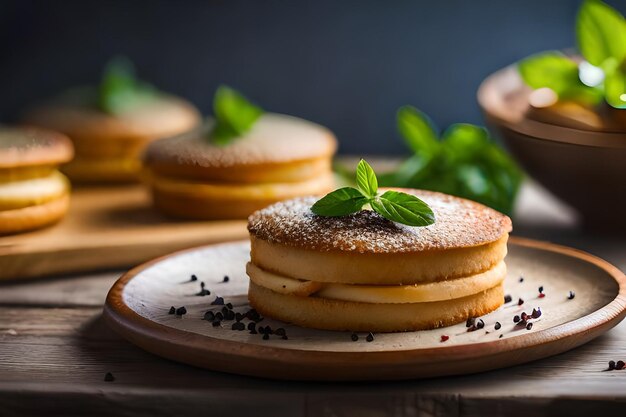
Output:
[248, 190, 512, 254]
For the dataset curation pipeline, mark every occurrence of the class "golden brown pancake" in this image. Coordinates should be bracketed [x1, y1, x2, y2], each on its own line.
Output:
[246, 190, 512, 332]
[143, 113, 337, 219]
[23, 88, 201, 183]
[0, 127, 73, 234]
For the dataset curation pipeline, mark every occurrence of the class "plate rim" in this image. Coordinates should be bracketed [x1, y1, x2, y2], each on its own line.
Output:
[103, 236, 626, 380]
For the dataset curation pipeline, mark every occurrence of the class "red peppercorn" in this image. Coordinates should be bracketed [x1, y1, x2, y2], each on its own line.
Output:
[440, 335, 449, 342]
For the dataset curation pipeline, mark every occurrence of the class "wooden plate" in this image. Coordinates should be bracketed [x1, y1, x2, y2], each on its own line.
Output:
[103, 237, 626, 381]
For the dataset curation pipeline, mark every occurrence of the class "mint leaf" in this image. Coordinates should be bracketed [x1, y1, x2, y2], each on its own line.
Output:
[397, 105, 440, 157]
[370, 190, 435, 227]
[211, 85, 263, 145]
[311, 187, 368, 217]
[312, 159, 435, 226]
[355, 159, 378, 198]
[605, 67, 626, 109]
[577, 0, 626, 67]
[517, 51, 580, 95]
[98, 56, 156, 115]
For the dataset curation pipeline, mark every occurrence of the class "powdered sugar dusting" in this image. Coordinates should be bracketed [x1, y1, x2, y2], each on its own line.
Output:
[144, 113, 336, 168]
[248, 190, 512, 253]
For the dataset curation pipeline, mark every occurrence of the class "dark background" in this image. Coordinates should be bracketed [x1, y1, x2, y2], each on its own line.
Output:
[1, 0, 624, 154]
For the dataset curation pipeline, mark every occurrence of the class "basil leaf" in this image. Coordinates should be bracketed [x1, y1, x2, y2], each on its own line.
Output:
[397, 105, 440, 157]
[517, 51, 580, 95]
[355, 159, 378, 198]
[211, 85, 263, 145]
[98, 57, 156, 115]
[311, 187, 369, 217]
[576, 0, 626, 67]
[605, 67, 626, 109]
[370, 190, 435, 227]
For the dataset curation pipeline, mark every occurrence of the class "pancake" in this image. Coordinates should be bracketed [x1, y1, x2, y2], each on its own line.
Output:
[0, 127, 73, 234]
[248, 191, 511, 284]
[23, 88, 201, 183]
[143, 113, 338, 219]
[0, 127, 73, 172]
[144, 113, 337, 183]
[249, 281, 505, 332]
[0, 194, 70, 235]
[246, 190, 511, 332]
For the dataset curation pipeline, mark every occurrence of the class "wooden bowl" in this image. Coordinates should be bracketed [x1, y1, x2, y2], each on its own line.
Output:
[478, 65, 626, 233]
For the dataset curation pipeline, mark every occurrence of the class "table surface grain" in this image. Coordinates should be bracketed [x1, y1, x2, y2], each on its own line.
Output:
[0, 180, 625, 417]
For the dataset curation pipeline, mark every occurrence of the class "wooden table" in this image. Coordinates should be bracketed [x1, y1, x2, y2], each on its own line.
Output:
[1, 182, 625, 417]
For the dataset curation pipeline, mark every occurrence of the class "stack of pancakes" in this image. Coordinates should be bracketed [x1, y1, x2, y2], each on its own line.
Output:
[143, 113, 337, 219]
[0, 128, 73, 235]
[24, 89, 200, 183]
[247, 189, 511, 332]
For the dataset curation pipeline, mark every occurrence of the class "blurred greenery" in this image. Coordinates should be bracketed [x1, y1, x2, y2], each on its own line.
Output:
[518, 0, 626, 109]
[98, 56, 156, 114]
[355, 106, 523, 215]
[211, 85, 264, 145]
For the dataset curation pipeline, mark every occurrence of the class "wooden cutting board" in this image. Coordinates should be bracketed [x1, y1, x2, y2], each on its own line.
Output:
[103, 239, 626, 381]
[0, 186, 248, 281]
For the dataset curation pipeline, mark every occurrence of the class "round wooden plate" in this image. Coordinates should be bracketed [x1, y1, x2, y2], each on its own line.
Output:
[103, 237, 626, 381]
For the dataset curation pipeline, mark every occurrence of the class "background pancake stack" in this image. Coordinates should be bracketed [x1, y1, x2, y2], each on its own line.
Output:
[143, 113, 337, 219]
[23, 89, 200, 184]
[0, 128, 73, 235]
[247, 190, 512, 332]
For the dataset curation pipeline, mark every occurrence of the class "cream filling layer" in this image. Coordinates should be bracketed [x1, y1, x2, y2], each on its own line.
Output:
[148, 172, 335, 200]
[246, 261, 506, 304]
[0, 171, 69, 210]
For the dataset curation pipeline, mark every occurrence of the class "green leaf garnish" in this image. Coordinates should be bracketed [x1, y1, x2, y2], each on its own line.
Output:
[355, 159, 378, 198]
[577, 0, 626, 67]
[370, 190, 435, 227]
[397, 106, 440, 157]
[210, 85, 263, 146]
[98, 56, 156, 115]
[310, 187, 369, 217]
[517, 0, 626, 109]
[311, 159, 435, 227]
[377, 107, 523, 215]
[518, 52, 580, 95]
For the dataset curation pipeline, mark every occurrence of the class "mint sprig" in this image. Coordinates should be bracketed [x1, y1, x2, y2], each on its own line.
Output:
[312, 159, 435, 227]
[374, 106, 522, 215]
[518, 0, 626, 109]
[210, 85, 263, 145]
[98, 57, 156, 115]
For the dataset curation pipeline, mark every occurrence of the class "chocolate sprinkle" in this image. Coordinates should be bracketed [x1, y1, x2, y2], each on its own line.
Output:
[499, 334, 503, 339]
[519, 276, 524, 283]
[366, 332, 375, 342]
[567, 291, 575, 300]
[494, 322, 501, 330]
[518, 298, 524, 306]
[211, 297, 224, 305]
[466, 317, 476, 328]
[175, 306, 187, 316]
[608, 360, 616, 370]
[531, 308, 542, 319]
[262, 333, 270, 340]
[222, 276, 230, 283]
[476, 319, 485, 329]
[231, 322, 245, 331]
[526, 322, 533, 330]
[504, 294, 512, 303]
[204, 311, 215, 321]
[104, 372, 115, 382]
[190, 274, 198, 282]
[617, 360, 625, 370]
[168, 306, 175, 314]
[513, 315, 520, 323]
[351, 333, 358, 341]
